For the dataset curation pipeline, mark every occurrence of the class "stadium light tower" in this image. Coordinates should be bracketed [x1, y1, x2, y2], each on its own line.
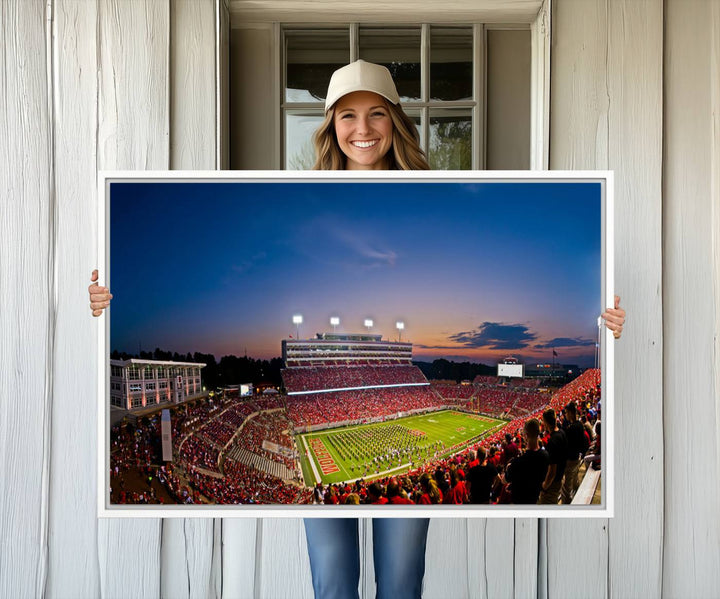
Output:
[396, 321, 405, 341]
[293, 314, 303, 340]
[364, 318, 373, 333]
[330, 316, 340, 333]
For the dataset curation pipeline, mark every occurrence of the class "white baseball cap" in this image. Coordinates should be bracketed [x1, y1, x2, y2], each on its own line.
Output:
[324, 60, 400, 112]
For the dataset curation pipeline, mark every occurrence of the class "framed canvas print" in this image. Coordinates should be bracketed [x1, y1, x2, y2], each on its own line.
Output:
[97, 170, 614, 518]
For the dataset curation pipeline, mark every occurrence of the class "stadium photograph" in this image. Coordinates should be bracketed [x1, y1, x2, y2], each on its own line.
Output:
[104, 175, 607, 511]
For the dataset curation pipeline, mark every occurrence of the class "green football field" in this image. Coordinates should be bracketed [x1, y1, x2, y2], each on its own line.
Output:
[298, 410, 506, 486]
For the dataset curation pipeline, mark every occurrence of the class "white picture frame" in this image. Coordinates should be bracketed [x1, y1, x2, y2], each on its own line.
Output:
[97, 170, 614, 518]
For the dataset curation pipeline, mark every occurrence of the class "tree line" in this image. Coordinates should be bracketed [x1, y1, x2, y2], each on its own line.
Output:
[413, 359, 494, 383]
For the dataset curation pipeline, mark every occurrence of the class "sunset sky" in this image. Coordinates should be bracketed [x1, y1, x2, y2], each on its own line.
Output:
[110, 179, 602, 366]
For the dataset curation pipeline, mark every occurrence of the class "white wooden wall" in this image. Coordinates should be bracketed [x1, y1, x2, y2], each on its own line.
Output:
[1, 0, 718, 597]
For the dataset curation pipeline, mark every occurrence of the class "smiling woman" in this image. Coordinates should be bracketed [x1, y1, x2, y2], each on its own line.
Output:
[311, 60, 430, 171]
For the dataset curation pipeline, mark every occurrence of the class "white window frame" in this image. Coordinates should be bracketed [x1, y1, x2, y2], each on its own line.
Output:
[227, 0, 550, 170]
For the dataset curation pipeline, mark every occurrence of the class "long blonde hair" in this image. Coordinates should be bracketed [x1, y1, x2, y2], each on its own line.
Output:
[419, 472, 441, 503]
[312, 100, 430, 171]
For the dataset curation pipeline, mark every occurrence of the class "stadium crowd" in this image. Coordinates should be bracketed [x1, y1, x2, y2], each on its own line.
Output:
[285, 386, 444, 427]
[310, 368, 602, 506]
[431, 383, 476, 400]
[111, 364, 601, 507]
[112, 392, 306, 505]
[282, 364, 427, 393]
[233, 414, 297, 471]
[466, 387, 546, 418]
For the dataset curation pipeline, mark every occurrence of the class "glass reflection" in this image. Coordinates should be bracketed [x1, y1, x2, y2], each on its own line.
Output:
[359, 28, 421, 102]
[429, 110, 472, 170]
[286, 30, 350, 103]
[430, 27, 473, 101]
[285, 113, 324, 170]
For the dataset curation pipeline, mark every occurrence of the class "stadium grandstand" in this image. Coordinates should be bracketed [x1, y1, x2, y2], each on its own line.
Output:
[281, 332, 445, 434]
[110, 329, 604, 507]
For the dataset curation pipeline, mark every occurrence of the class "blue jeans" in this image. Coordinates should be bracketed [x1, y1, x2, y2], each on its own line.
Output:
[303, 518, 430, 599]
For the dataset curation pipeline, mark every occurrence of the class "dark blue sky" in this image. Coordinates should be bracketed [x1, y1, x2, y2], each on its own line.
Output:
[110, 180, 602, 366]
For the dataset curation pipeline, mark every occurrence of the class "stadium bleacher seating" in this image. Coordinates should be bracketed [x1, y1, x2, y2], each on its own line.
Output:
[111, 365, 603, 507]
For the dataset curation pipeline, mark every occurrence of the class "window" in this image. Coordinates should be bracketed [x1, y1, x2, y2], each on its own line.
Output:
[145, 382, 156, 392]
[282, 25, 527, 171]
[284, 25, 474, 170]
[127, 366, 140, 380]
[230, 19, 538, 170]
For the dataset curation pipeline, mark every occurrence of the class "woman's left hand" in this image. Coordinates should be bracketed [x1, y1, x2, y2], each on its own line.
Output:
[601, 295, 625, 339]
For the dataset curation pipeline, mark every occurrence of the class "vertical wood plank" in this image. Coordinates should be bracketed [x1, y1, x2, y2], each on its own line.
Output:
[209, 520, 223, 599]
[161, 520, 217, 599]
[256, 519, 314, 599]
[47, 0, 102, 596]
[663, 1, 720, 596]
[0, 1, 52, 598]
[512, 519, 538, 599]
[96, 0, 169, 172]
[162, 1, 219, 598]
[169, 0, 216, 170]
[221, 519, 258, 599]
[464, 520, 516, 599]
[606, 1, 664, 598]
[96, 1, 169, 596]
[547, 2, 610, 596]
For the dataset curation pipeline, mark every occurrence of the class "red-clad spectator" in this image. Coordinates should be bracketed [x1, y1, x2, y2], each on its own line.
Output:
[386, 479, 414, 505]
[443, 469, 469, 504]
[367, 482, 389, 505]
[502, 433, 519, 465]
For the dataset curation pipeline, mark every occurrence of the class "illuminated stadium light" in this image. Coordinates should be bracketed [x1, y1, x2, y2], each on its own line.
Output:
[364, 318, 373, 332]
[293, 314, 303, 339]
[396, 321, 405, 341]
[330, 316, 340, 333]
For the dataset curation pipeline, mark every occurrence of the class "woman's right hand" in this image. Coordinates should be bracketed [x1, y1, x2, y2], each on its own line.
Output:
[89, 269, 112, 316]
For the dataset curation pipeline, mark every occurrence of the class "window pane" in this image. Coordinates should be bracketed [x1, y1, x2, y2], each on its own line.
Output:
[429, 109, 472, 170]
[430, 27, 473, 101]
[286, 30, 349, 103]
[285, 112, 324, 170]
[359, 28, 421, 102]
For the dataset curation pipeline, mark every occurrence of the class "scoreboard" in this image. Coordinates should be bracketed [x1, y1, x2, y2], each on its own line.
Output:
[497, 363, 524, 378]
